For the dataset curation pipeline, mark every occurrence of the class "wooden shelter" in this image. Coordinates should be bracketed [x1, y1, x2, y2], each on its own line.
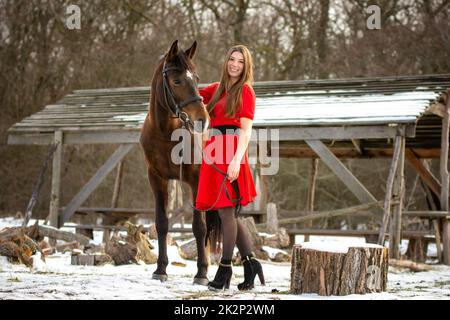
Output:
[7, 74, 450, 264]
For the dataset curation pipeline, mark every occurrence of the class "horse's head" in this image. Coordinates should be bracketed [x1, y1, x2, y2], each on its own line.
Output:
[160, 40, 209, 134]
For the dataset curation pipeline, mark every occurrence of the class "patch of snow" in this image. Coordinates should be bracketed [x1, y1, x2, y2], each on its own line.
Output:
[261, 246, 288, 259]
[1, 217, 450, 300]
[299, 241, 384, 254]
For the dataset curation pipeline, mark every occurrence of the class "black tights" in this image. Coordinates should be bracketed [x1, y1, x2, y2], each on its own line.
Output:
[218, 207, 253, 260]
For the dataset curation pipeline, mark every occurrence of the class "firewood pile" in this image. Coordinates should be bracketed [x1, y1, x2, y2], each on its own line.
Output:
[0, 225, 43, 267]
[0, 221, 157, 267]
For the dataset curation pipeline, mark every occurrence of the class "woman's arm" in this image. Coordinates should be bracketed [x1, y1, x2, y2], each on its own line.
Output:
[227, 117, 253, 182]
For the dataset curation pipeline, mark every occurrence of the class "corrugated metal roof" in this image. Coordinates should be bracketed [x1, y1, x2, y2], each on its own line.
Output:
[7, 74, 450, 135]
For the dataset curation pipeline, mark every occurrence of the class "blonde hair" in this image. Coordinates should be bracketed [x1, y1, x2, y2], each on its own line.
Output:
[207, 45, 254, 118]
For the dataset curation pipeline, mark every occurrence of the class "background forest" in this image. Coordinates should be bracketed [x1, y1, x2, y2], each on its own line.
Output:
[1, 0, 449, 229]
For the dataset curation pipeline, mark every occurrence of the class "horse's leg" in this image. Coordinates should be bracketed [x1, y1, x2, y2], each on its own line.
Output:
[187, 178, 209, 285]
[148, 169, 169, 281]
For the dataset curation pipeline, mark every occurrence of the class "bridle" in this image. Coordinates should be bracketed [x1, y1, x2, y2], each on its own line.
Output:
[162, 61, 203, 129]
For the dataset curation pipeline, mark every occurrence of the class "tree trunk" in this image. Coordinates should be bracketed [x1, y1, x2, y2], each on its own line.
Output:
[291, 243, 388, 296]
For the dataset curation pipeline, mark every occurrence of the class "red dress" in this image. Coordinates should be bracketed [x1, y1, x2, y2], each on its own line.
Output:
[195, 82, 257, 210]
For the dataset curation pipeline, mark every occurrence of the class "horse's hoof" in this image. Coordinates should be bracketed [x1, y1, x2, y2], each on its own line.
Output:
[152, 273, 168, 282]
[193, 277, 209, 286]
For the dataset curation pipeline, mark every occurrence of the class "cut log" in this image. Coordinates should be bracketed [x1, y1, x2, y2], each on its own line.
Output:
[0, 227, 42, 267]
[94, 254, 114, 266]
[71, 254, 95, 266]
[405, 237, 429, 263]
[177, 238, 198, 260]
[262, 227, 290, 249]
[388, 258, 432, 272]
[104, 222, 157, 265]
[124, 222, 157, 264]
[71, 253, 114, 266]
[240, 217, 263, 250]
[239, 217, 267, 259]
[25, 224, 91, 246]
[105, 236, 138, 265]
[290, 242, 388, 296]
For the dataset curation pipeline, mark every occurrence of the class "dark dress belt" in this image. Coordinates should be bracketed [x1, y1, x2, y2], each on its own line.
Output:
[209, 125, 240, 137]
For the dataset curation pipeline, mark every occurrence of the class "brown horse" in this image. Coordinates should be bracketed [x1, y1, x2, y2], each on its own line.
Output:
[140, 40, 217, 285]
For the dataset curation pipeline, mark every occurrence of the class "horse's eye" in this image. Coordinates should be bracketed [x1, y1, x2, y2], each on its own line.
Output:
[173, 79, 181, 85]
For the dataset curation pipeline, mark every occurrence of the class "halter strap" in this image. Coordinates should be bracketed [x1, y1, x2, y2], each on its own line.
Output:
[162, 62, 203, 122]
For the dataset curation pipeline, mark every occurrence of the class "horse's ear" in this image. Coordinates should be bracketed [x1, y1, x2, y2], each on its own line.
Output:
[167, 40, 179, 61]
[185, 41, 197, 60]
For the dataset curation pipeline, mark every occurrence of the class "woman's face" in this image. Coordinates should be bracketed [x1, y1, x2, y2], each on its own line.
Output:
[227, 51, 245, 81]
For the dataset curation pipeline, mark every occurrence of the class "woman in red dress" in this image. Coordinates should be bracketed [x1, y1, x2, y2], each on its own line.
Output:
[196, 45, 264, 291]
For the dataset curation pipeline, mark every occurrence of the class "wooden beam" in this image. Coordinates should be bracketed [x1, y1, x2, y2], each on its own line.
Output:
[389, 135, 406, 259]
[8, 133, 54, 145]
[285, 229, 434, 239]
[304, 158, 319, 242]
[59, 144, 134, 227]
[405, 148, 441, 197]
[64, 130, 140, 144]
[351, 139, 363, 154]
[378, 135, 402, 245]
[427, 102, 449, 118]
[277, 124, 415, 141]
[102, 159, 125, 243]
[305, 139, 382, 215]
[49, 131, 63, 234]
[7, 130, 141, 145]
[420, 178, 443, 262]
[441, 90, 450, 265]
[257, 201, 383, 229]
[275, 147, 445, 159]
[404, 211, 450, 218]
[23, 143, 59, 228]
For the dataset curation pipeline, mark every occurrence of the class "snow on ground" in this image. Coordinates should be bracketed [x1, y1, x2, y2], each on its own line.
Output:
[1, 217, 450, 300]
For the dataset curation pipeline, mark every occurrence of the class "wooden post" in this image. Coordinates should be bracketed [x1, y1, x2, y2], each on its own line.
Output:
[23, 143, 59, 228]
[389, 135, 405, 259]
[405, 148, 441, 198]
[258, 163, 269, 224]
[266, 202, 278, 234]
[251, 164, 260, 211]
[378, 135, 402, 245]
[49, 131, 63, 246]
[441, 90, 450, 265]
[421, 161, 443, 262]
[305, 158, 319, 242]
[103, 160, 124, 243]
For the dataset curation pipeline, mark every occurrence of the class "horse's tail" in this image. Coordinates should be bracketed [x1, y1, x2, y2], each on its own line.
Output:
[205, 210, 222, 254]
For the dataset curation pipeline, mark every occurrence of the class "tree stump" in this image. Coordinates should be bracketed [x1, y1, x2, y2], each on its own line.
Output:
[290, 242, 388, 296]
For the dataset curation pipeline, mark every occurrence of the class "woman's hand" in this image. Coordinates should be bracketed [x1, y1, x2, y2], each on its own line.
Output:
[227, 158, 241, 182]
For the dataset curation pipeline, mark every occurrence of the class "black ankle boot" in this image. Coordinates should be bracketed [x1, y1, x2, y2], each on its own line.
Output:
[208, 259, 232, 291]
[238, 254, 265, 291]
